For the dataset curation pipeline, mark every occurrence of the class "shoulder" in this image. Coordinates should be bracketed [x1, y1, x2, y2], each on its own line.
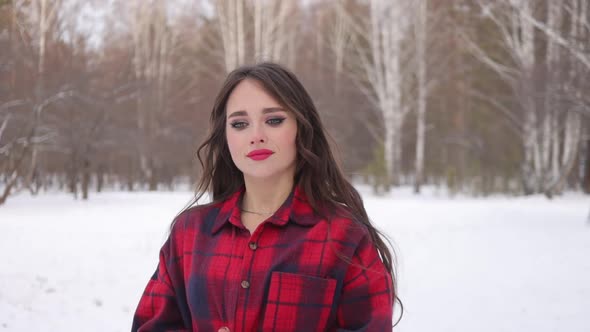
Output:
[316, 203, 372, 252]
[330, 220, 370, 247]
[169, 201, 225, 237]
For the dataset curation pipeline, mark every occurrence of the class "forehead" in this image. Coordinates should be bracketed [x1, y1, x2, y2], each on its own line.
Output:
[226, 79, 282, 114]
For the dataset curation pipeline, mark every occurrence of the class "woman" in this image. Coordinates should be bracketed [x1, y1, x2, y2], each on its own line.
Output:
[132, 62, 398, 331]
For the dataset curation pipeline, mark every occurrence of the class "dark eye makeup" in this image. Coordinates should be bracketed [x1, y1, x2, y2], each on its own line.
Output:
[229, 117, 286, 129]
[230, 121, 248, 129]
[266, 117, 285, 126]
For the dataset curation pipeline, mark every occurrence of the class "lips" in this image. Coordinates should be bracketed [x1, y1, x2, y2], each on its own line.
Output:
[247, 149, 274, 161]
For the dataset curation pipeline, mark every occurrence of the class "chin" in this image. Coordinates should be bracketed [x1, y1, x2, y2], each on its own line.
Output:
[240, 164, 295, 182]
[243, 170, 283, 180]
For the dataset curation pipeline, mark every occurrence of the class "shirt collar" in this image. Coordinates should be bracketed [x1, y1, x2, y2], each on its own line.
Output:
[211, 185, 320, 235]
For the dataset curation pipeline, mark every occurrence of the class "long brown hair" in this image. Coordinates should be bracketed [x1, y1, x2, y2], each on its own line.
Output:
[176, 62, 402, 321]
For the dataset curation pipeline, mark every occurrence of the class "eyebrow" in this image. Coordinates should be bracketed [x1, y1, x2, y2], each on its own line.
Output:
[227, 107, 286, 118]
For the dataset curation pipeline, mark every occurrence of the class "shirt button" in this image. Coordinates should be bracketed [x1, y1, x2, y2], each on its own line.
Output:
[218, 327, 230, 332]
[248, 242, 257, 250]
[241, 280, 250, 289]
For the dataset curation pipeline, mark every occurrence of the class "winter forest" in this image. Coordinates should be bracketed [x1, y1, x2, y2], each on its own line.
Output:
[1, 1, 589, 331]
[1, 0, 589, 205]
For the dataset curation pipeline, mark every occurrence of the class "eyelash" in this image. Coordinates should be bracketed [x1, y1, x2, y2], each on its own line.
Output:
[230, 117, 286, 129]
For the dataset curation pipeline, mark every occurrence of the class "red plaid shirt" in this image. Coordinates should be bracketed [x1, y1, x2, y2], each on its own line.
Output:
[132, 185, 393, 331]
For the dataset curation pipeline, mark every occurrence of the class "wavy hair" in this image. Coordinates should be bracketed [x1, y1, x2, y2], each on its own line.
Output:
[175, 62, 402, 322]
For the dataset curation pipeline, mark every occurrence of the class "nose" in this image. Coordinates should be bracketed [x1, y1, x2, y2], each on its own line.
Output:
[250, 138, 265, 144]
[249, 125, 266, 145]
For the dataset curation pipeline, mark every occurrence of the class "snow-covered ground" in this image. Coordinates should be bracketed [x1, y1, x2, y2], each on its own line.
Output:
[0, 187, 588, 332]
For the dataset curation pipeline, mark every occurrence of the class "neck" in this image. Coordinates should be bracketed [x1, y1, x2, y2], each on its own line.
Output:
[242, 175, 294, 214]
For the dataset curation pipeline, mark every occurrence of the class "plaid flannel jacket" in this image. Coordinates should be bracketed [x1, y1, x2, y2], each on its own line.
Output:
[132, 185, 393, 331]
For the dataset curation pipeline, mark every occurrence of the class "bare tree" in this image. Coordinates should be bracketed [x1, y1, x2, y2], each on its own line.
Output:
[413, 0, 428, 194]
[517, 0, 590, 69]
[464, 0, 586, 196]
[128, 0, 177, 190]
[0, 92, 72, 204]
[216, 0, 246, 72]
[0, 0, 86, 203]
[2, 0, 588, 203]
[0, 107, 26, 205]
[341, 0, 412, 187]
[411, 1, 452, 193]
[215, 0, 299, 72]
[13, 0, 63, 193]
[515, 0, 589, 195]
[253, 0, 297, 66]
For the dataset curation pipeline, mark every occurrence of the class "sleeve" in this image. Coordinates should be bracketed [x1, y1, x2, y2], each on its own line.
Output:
[131, 235, 190, 332]
[333, 234, 394, 331]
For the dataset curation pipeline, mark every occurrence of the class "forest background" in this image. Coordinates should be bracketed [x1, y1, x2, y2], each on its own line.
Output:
[1, 0, 589, 204]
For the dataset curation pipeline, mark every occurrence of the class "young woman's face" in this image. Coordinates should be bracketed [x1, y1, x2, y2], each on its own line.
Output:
[225, 79, 298, 181]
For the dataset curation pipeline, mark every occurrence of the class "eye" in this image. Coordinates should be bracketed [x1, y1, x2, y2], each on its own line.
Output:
[266, 117, 285, 126]
[230, 121, 248, 129]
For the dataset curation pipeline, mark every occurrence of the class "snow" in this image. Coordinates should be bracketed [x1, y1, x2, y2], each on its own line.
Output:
[0, 187, 588, 331]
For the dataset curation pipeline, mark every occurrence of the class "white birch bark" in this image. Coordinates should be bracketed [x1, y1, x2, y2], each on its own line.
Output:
[517, 0, 590, 70]
[339, 0, 410, 186]
[514, 0, 541, 193]
[253, 0, 295, 64]
[22, 0, 62, 192]
[544, 0, 563, 190]
[132, 1, 149, 184]
[254, 0, 263, 60]
[216, 0, 246, 72]
[236, 0, 244, 66]
[130, 0, 175, 189]
[331, 7, 348, 76]
[33, 0, 61, 91]
[471, 1, 542, 193]
[414, 0, 427, 193]
[369, 0, 409, 185]
[523, 0, 587, 195]
[471, 0, 587, 194]
[323, 6, 349, 94]
[547, 0, 585, 194]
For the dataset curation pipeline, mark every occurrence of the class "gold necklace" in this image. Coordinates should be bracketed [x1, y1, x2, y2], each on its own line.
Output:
[240, 208, 275, 216]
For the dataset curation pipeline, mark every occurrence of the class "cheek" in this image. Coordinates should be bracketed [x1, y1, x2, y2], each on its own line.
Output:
[226, 130, 242, 157]
[283, 125, 298, 153]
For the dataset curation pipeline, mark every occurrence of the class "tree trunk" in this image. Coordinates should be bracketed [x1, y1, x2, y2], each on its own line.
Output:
[583, 138, 590, 193]
[96, 164, 104, 193]
[68, 157, 78, 199]
[82, 159, 90, 200]
[414, 0, 427, 194]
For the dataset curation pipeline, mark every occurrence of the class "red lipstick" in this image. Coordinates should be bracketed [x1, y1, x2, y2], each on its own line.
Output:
[247, 149, 274, 161]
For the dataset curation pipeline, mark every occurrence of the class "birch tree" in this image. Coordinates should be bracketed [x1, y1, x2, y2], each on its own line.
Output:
[216, 0, 298, 72]
[0, 105, 27, 205]
[550, 0, 587, 195]
[129, 0, 176, 190]
[15, 0, 63, 193]
[0, 0, 83, 203]
[323, 1, 358, 94]
[216, 0, 246, 72]
[514, 0, 589, 195]
[342, 0, 412, 187]
[465, 0, 586, 195]
[413, 0, 428, 193]
[253, 0, 297, 67]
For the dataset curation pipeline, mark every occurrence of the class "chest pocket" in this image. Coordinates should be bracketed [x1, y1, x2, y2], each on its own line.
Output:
[262, 272, 337, 332]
